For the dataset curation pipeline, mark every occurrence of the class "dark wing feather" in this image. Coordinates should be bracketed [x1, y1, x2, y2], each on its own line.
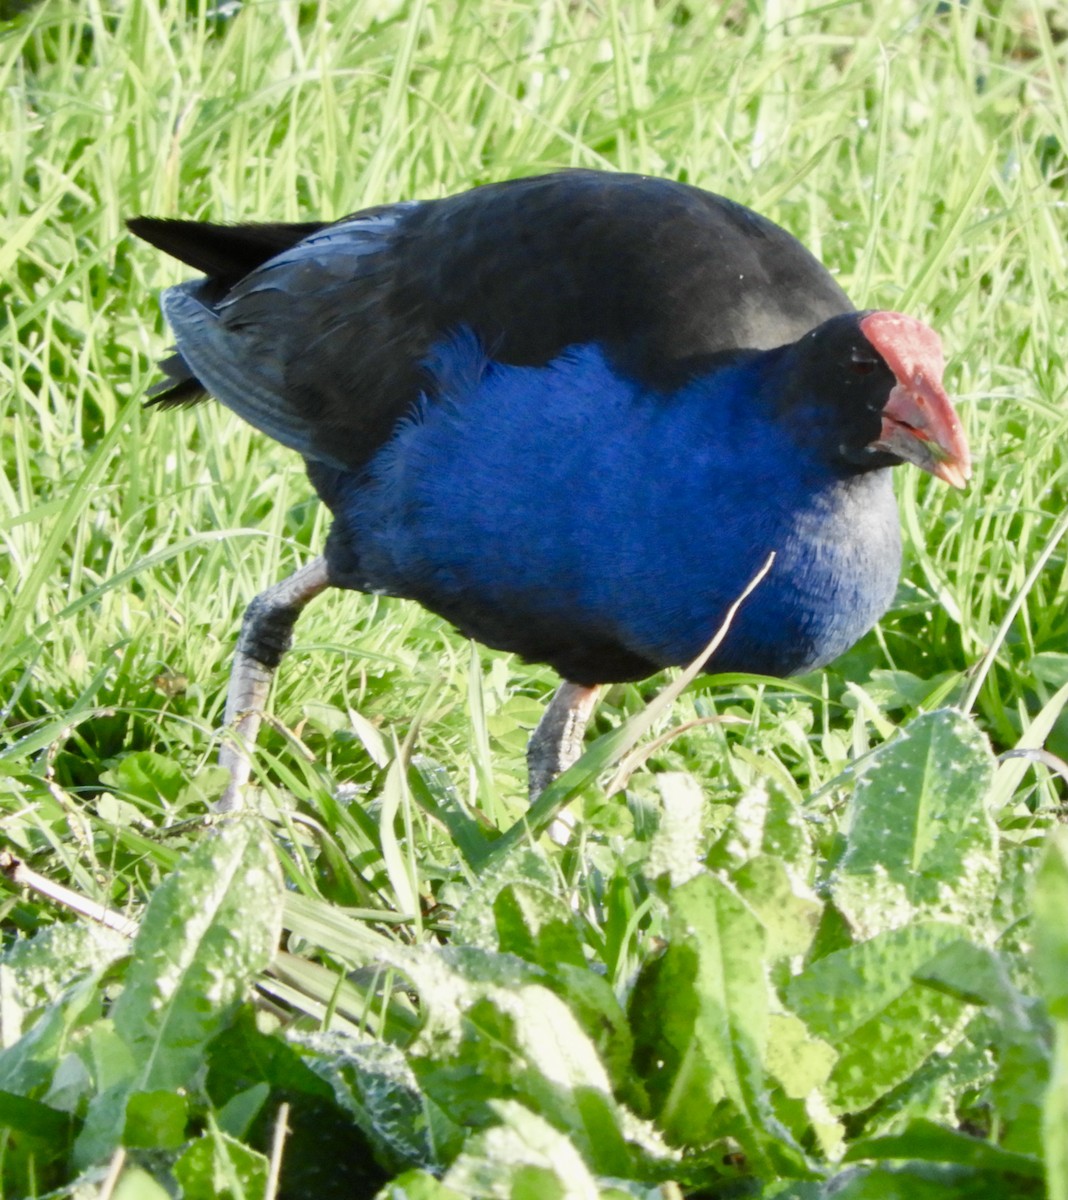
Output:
[132, 171, 854, 472]
[160, 282, 354, 467]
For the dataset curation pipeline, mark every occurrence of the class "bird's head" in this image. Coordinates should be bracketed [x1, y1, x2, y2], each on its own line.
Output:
[777, 310, 971, 489]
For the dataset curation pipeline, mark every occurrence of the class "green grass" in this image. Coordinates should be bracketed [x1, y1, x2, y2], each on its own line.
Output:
[2, 0, 1067, 1197]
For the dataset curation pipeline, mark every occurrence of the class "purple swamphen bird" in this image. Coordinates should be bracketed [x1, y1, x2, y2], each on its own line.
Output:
[129, 170, 970, 813]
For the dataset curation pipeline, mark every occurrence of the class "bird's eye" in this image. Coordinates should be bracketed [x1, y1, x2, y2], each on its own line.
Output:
[850, 354, 877, 376]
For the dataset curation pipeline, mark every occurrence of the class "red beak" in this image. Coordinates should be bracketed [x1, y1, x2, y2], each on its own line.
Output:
[859, 312, 971, 490]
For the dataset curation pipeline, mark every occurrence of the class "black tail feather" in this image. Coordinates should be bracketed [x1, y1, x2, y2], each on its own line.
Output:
[126, 216, 327, 284]
[129, 217, 327, 408]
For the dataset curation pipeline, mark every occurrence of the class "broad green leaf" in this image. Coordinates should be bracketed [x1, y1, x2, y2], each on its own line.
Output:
[0, 1088, 75, 1141]
[454, 866, 634, 1092]
[1029, 653, 1068, 689]
[454, 859, 636, 1090]
[111, 1166, 174, 1200]
[82, 1023, 138, 1093]
[215, 1082, 270, 1140]
[294, 1030, 460, 1171]
[629, 873, 793, 1166]
[452, 847, 560, 950]
[75, 820, 283, 1167]
[915, 939, 1033, 1015]
[112, 818, 283, 1090]
[764, 1184, 826, 1200]
[734, 856, 822, 961]
[864, 669, 962, 712]
[404, 947, 631, 1177]
[446, 987, 628, 1174]
[173, 1127, 269, 1200]
[765, 1015, 837, 1101]
[824, 1162, 1044, 1198]
[708, 786, 821, 966]
[914, 939, 1050, 1157]
[832, 985, 966, 1114]
[1034, 829, 1068, 1200]
[0, 923, 122, 1126]
[763, 1014, 845, 1170]
[645, 772, 707, 886]
[206, 1007, 337, 1109]
[0, 923, 128, 1030]
[493, 883, 587, 971]
[708, 780, 813, 875]
[208, 1014, 398, 1197]
[76, 1080, 137, 1172]
[42, 1051, 93, 1113]
[1045, 1026, 1068, 1200]
[1033, 829, 1068, 1020]
[0, 974, 101, 1096]
[843, 1117, 1042, 1177]
[549, 964, 634, 1096]
[832, 710, 997, 938]
[443, 1100, 600, 1200]
[785, 924, 966, 1113]
[100, 751, 187, 807]
[378, 1170, 466, 1200]
[123, 1089, 188, 1150]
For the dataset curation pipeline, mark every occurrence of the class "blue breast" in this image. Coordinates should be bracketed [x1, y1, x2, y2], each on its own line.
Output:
[336, 335, 901, 684]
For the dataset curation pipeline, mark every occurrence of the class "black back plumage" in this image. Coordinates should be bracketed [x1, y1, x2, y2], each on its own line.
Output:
[128, 171, 853, 473]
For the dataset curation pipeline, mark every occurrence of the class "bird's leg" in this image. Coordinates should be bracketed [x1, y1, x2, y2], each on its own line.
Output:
[216, 555, 332, 813]
[527, 681, 601, 801]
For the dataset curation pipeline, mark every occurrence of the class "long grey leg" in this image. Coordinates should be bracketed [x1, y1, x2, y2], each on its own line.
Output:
[527, 681, 601, 801]
[216, 555, 332, 813]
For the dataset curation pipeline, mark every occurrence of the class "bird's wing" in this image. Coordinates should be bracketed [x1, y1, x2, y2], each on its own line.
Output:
[148, 171, 855, 473]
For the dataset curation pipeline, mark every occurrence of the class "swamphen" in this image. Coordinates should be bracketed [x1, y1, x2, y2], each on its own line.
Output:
[129, 170, 970, 813]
